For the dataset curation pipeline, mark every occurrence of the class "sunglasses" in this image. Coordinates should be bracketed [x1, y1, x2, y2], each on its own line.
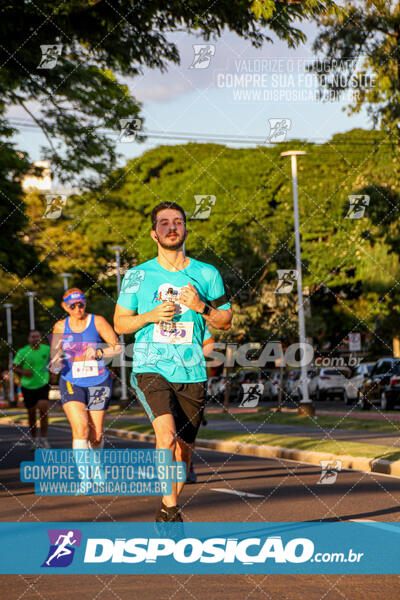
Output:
[69, 302, 85, 310]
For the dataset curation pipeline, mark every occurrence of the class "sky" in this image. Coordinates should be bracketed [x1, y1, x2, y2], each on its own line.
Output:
[9, 19, 371, 180]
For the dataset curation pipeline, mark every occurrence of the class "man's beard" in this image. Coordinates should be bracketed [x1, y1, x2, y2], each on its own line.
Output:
[157, 233, 185, 251]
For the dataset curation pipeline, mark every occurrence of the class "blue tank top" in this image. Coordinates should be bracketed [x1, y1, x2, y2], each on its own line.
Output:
[60, 314, 108, 386]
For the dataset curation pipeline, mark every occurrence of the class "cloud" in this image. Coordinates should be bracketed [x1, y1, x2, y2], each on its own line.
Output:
[129, 24, 318, 104]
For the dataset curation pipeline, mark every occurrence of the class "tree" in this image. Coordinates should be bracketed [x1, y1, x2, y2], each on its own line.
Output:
[19, 129, 400, 356]
[310, 0, 400, 140]
[0, 0, 341, 285]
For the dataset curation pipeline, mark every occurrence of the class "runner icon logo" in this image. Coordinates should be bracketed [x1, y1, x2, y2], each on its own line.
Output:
[37, 44, 63, 69]
[41, 529, 82, 568]
[43, 194, 67, 219]
[191, 195, 216, 220]
[317, 460, 342, 485]
[89, 386, 111, 403]
[267, 118, 291, 143]
[189, 44, 215, 69]
[121, 270, 146, 294]
[118, 118, 142, 142]
[274, 269, 298, 294]
[239, 383, 264, 408]
[345, 195, 370, 219]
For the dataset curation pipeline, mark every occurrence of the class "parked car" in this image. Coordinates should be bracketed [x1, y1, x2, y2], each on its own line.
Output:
[207, 376, 224, 402]
[358, 357, 400, 410]
[343, 362, 375, 405]
[48, 385, 61, 402]
[285, 370, 301, 399]
[314, 367, 351, 401]
[269, 370, 288, 401]
[292, 369, 319, 401]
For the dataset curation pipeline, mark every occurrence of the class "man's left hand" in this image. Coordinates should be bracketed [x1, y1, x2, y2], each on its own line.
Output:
[180, 282, 204, 313]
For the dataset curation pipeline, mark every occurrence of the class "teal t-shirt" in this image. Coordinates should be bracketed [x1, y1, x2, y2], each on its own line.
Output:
[116, 257, 230, 383]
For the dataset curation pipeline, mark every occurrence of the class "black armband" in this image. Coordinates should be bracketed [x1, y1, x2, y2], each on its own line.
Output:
[210, 294, 229, 309]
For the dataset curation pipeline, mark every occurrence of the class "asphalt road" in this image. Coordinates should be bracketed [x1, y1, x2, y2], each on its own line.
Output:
[1, 423, 400, 599]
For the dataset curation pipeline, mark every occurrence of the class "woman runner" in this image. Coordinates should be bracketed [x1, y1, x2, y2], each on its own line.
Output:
[50, 288, 121, 450]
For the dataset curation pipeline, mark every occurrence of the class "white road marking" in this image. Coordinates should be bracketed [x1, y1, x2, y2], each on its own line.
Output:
[211, 488, 265, 498]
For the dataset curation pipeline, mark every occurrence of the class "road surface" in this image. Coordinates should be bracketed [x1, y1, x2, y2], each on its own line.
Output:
[1, 423, 399, 599]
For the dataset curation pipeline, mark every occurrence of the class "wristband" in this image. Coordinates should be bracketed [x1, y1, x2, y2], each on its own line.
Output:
[201, 304, 212, 316]
[95, 348, 104, 361]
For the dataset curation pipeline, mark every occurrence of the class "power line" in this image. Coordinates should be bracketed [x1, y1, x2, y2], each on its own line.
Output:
[7, 117, 390, 147]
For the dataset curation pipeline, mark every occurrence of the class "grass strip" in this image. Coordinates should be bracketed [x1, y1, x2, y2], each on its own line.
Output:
[206, 410, 400, 432]
[3, 415, 400, 462]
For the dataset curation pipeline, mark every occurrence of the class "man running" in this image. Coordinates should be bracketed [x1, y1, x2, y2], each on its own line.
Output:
[13, 330, 51, 449]
[114, 201, 232, 522]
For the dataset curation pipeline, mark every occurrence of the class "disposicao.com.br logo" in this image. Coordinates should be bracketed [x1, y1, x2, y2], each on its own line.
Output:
[83, 535, 362, 565]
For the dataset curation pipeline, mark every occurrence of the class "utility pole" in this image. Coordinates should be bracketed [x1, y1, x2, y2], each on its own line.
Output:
[110, 246, 128, 408]
[59, 273, 72, 291]
[26, 292, 36, 330]
[3, 304, 14, 406]
[281, 150, 314, 417]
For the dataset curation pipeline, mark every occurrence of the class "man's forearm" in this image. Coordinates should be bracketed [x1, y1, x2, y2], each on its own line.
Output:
[202, 306, 232, 330]
[114, 312, 152, 335]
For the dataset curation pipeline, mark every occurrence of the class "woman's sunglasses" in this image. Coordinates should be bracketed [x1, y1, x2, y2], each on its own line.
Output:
[69, 302, 85, 310]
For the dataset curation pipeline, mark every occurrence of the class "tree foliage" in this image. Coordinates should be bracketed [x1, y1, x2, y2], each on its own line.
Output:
[0, 0, 341, 284]
[310, 0, 400, 140]
[6, 129, 399, 362]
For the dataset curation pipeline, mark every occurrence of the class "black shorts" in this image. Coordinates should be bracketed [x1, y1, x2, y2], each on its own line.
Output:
[132, 373, 207, 443]
[21, 384, 49, 409]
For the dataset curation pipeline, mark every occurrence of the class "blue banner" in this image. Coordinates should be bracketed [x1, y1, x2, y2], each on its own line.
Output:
[0, 522, 399, 574]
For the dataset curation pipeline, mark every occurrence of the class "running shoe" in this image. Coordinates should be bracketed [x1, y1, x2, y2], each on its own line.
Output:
[186, 462, 197, 484]
[155, 502, 183, 522]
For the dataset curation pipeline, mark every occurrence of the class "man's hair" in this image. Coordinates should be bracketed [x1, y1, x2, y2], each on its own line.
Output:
[151, 202, 186, 230]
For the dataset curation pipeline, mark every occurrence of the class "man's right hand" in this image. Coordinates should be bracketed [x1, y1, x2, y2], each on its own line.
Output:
[12, 365, 33, 377]
[148, 301, 175, 323]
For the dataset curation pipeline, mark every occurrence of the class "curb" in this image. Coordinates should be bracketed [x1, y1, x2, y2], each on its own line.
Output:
[4, 418, 400, 478]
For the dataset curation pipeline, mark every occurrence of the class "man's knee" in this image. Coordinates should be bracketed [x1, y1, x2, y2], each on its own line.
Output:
[38, 402, 48, 414]
[175, 439, 193, 462]
[155, 428, 176, 451]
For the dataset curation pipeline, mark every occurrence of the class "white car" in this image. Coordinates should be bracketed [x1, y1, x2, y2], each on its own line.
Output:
[343, 362, 375, 405]
[48, 385, 61, 401]
[314, 367, 351, 401]
[270, 370, 286, 400]
[292, 369, 318, 400]
[285, 370, 301, 398]
[207, 376, 224, 402]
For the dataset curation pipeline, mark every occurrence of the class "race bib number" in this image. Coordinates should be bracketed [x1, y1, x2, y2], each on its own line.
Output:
[72, 360, 99, 378]
[153, 322, 194, 344]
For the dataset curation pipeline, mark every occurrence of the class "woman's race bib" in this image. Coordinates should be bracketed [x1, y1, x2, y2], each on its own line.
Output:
[72, 360, 99, 378]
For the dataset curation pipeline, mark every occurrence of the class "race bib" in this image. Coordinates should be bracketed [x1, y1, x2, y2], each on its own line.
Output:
[153, 322, 194, 344]
[72, 360, 99, 378]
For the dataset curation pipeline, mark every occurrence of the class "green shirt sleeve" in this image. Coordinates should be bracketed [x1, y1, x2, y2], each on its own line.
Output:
[13, 347, 25, 366]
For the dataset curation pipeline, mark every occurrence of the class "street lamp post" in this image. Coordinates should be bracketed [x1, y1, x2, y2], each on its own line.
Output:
[110, 246, 128, 408]
[59, 273, 72, 292]
[26, 292, 36, 330]
[281, 150, 315, 417]
[3, 304, 14, 405]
